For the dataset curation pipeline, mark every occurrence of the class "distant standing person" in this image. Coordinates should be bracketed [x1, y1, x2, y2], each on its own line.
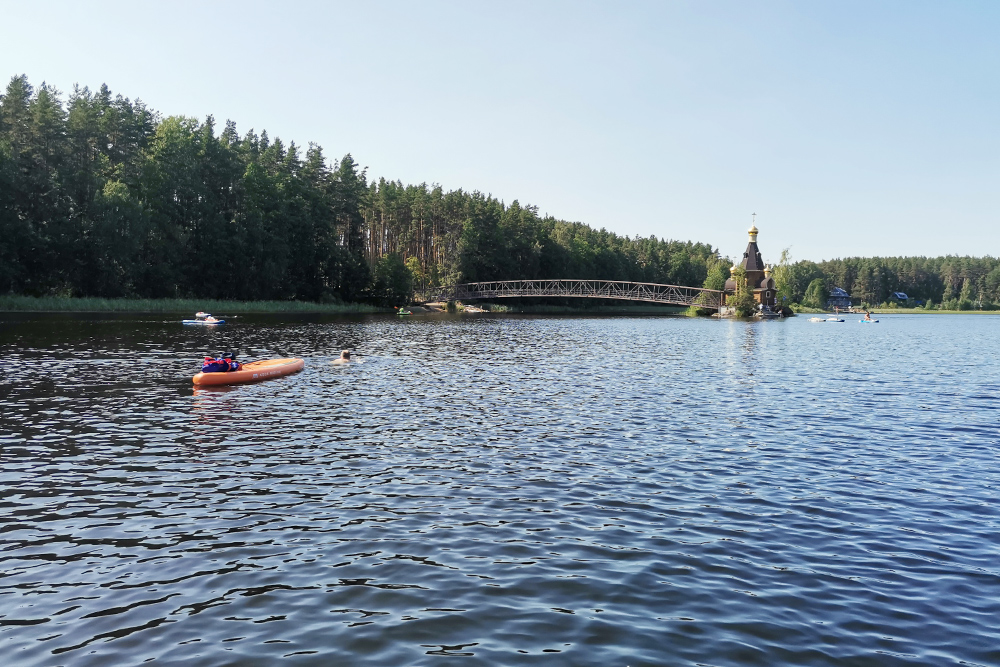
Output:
[331, 350, 351, 365]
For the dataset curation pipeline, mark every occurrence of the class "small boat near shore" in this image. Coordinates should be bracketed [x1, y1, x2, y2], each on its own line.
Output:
[183, 312, 224, 325]
[192, 358, 304, 386]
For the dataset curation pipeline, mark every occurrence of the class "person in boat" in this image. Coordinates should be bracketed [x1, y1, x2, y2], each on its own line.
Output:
[331, 350, 351, 365]
[864, 310, 872, 321]
[202, 349, 241, 373]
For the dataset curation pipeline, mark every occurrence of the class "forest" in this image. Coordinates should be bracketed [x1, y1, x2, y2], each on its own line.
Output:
[773, 253, 1000, 310]
[0, 75, 721, 306]
[1, 75, 996, 309]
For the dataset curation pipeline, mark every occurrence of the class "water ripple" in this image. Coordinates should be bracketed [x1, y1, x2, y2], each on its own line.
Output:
[1, 313, 999, 665]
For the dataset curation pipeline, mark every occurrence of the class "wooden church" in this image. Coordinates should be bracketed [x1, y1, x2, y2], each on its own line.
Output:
[724, 222, 777, 308]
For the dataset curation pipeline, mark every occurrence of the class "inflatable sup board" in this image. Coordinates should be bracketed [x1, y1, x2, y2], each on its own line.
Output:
[193, 358, 304, 385]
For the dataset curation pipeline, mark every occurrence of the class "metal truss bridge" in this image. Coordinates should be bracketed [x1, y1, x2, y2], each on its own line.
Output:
[416, 279, 725, 310]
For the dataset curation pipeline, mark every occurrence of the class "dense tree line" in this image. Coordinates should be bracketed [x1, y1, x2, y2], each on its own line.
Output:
[0, 76, 373, 302]
[0, 75, 723, 306]
[4, 76, 993, 310]
[364, 178, 724, 290]
[774, 253, 1000, 310]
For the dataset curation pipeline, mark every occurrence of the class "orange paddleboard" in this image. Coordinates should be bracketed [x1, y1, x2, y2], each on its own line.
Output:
[192, 358, 305, 386]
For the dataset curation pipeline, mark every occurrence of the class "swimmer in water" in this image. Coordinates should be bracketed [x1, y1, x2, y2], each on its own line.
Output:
[331, 350, 351, 365]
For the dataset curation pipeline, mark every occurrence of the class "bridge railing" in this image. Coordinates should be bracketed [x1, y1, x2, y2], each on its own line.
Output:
[416, 279, 724, 309]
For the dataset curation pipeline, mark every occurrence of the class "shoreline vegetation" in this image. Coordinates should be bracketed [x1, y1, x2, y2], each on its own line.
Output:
[866, 308, 1000, 315]
[2, 294, 998, 316]
[791, 304, 1000, 315]
[0, 295, 687, 315]
[0, 295, 383, 313]
[2, 75, 998, 314]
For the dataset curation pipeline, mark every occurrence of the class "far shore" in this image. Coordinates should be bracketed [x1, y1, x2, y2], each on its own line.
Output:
[0, 295, 386, 314]
[794, 306, 1000, 315]
[4, 295, 998, 316]
[869, 308, 1000, 315]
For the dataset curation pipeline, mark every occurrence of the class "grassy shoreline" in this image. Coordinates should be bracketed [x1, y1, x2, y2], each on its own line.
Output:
[0, 295, 386, 314]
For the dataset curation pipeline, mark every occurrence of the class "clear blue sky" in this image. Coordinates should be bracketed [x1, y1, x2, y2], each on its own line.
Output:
[1, 0, 997, 263]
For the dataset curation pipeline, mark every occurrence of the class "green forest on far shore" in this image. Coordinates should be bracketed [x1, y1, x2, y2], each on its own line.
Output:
[772, 253, 1000, 311]
[1, 75, 997, 311]
[0, 76, 720, 308]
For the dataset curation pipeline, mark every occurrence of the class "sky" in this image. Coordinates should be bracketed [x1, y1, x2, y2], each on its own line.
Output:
[1, 0, 997, 263]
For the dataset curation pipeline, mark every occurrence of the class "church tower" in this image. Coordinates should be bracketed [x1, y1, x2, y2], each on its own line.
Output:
[724, 218, 777, 307]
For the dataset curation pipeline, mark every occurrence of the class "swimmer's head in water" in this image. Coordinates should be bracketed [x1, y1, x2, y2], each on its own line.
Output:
[341, 350, 350, 359]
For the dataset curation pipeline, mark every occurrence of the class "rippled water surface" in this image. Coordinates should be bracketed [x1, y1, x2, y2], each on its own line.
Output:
[1, 312, 998, 666]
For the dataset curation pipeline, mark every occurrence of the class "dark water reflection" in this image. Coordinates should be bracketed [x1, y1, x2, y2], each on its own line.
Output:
[1, 312, 998, 666]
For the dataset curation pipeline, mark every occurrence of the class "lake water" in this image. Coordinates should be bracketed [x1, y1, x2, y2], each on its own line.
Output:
[1, 312, 998, 666]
